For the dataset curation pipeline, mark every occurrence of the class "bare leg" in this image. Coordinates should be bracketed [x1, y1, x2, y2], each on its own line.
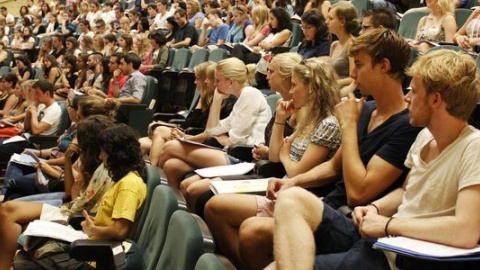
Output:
[148, 126, 173, 167]
[0, 201, 43, 270]
[182, 178, 215, 212]
[138, 137, 152, 156]
[163, 158, 195, 188]
[273, 187, 323, 270]
[239, 217, 275, 270]
[205, 194, 258, 270]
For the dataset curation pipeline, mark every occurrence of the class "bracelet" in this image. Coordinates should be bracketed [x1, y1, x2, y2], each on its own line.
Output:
[274, 122, 285, 125]
[385, 217, 395, 238]
[368, 203, 379, 214]
[58, 172, 65, 181]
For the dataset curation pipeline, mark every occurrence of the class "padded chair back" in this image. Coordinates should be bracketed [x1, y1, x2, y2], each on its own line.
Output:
[136, 185, 185, 270]
[398, 10, 430, 40]
[289, 22, 303, 48]
[132, 164, 161, 242]
[167, 48, 177, 67]
[0, 66, 11, 76]
[266, 94, 281, 115]
[351, 0, 372, 19]
[455, 9, 473, 29]
[194, 254, 236, 270]
[426, 45, 467, 54]
[289, 46, 299, 53]
[155, 211, 215, 270]
[34, 67, 43, 80]
[188, 48, 210, 70]
[171, 48, 192, 70]
[5, 49, 13, 67]
[142, 75, 158, 106]
[56, 101, 70, 137]
[208, 48, 229, 62]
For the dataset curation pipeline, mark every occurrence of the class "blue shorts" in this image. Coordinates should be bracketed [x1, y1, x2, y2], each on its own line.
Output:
[313, 203, 389, 270]
[224, 153, 242, 165]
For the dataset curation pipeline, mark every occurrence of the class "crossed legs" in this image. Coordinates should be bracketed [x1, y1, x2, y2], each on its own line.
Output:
[0, 201, 43, 270]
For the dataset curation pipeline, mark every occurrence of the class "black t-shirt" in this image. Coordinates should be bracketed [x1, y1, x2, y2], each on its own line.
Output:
[51, 47, 66, 60]
[322, 100, 422, 209]
[173, 23, 198, 47]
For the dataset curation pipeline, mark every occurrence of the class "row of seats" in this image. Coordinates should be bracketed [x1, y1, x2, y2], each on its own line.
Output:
[69, 164, 235, 270]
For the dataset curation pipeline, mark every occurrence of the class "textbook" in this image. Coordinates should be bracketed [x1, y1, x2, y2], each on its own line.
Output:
[10, 151, 45, 167]
[222, 43, 253, 52]
[177, 137, 225, 151]
[0, 119, 15, 127]
[23, 220, 88, 244]
[374, 236, 480, 261]
[195, 162, 255, 178]
[210, 178, 270, 194]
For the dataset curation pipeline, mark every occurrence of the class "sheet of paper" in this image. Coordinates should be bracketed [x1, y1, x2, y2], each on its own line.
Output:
[195, 162, 255, 178]
[210, 178, 270, 194]
[374, 236, 480, 260]
[23, 220, 88, 243]
[3, 135, 26, 144]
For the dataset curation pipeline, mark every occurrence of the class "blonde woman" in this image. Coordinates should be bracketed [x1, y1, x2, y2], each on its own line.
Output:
[134, 34, 152, 62]
[409, 0, 456, 53]
[243, 5, 270, 46]
[455, 1, 480, 50]
[92, 34, 104, 53]
[141, 61, 235, 167]
[159, 57, 271, 187]
[187, 0, 205, 29]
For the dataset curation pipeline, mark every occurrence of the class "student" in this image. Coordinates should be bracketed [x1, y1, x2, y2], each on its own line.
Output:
[269, 49, 480, 270]
[166, 8, 199, 48]
[159, 57, 271, 187]
[206, 29, 422, 269]
[0, 115, 115, 270]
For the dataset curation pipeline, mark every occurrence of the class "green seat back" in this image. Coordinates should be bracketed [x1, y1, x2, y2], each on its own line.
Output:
[289, 22, 303, 48]
[455, 9, 473, 30]
[132, 164, 161, 242]
[136, 185, 183, 270]
[351, 0, 372, 19]
[171, 48, 192, 70]
[155, 211, 215, 270]
[194, 254, 236, 270]
[398, 10, 430, 40]
[188, 48, 210, 70]
[208, 48, 229, 62]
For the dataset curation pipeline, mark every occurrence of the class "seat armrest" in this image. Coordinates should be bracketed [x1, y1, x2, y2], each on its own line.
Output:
[28, 135, 59, 145]
[227, 144, 254, 162]
[270, 46, 291, 55]
[185, 127, 204, 135]
[169, 118, 186, 126]
[118, 104, 148, 112]
[70, 240, 127, 269]
[255, 160, 286, 178]
[67, 213, 85, 230]
[153, 112, 186, 122]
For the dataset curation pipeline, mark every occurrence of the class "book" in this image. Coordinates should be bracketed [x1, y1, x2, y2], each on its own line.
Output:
[195, 162, 256, 178]
[374, 236, 480, 261]
[222, 43, 253, 52]
[210, 178, 270, 194]
[10, 153, 45, 167]
[177, 137, 225, 151]
[3, 135, 26, 144]
[23, 220, 88, 244]
[0, 119, 15, 127]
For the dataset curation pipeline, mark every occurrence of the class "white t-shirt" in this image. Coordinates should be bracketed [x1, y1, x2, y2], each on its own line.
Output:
[153, 11, 171, 29]
[209, 86, 272, 145]
[5, 13, 14, 24]
[36, 102, 62, 135]
[395, 126, 480, 219]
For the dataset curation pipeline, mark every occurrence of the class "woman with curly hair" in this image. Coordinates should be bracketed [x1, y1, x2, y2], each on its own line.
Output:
[304, 0, 330, 18]
[0, 115, 116, 270]
[42, 54, 62, 87]
[33, 36, 53, 68]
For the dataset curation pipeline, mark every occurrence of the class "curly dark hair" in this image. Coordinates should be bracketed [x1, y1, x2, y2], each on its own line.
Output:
[77, 115, 115, 187]
[98, 124, 146, 183]
[270, 7, 292, 34]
